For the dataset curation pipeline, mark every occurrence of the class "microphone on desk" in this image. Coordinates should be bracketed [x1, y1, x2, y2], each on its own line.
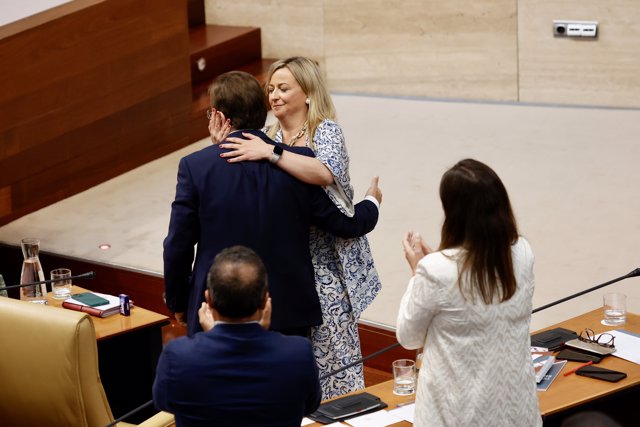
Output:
[0, 271, 97, 291]
[532, 267, 640, 314]
[319, 267, 640, 380]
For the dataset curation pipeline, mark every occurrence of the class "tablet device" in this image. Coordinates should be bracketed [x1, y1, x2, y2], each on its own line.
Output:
[575, 366, 626, 382]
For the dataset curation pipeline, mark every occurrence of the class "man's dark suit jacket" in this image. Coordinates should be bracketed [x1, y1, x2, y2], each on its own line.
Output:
[153, 323, 321, 427]
[163, 130, 378, 336]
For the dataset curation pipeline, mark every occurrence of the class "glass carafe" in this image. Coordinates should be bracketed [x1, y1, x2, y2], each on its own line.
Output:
[0, 274, 7, 298]
[20, 238, 47, 304]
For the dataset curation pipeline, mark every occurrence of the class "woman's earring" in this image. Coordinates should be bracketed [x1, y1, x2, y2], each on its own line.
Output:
[305, 98, 310, 105]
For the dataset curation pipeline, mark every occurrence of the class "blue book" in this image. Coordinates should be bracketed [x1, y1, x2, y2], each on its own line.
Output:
[532, 354, 556, 383]
[537, 360, 568, 391]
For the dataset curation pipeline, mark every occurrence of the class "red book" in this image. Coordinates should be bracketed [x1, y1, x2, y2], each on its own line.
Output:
[62, 293, 121, 318]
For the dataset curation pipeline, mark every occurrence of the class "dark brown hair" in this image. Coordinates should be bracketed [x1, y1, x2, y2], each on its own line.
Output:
[209, 71, 268, 130]
[207, 245, 268, 318]
[439, 159, 518, 303]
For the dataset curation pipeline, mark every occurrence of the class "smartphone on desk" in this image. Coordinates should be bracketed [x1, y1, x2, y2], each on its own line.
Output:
[556, 349, 603, 364]
[72, 292, 110, 307]
[576, 366, 627, 382]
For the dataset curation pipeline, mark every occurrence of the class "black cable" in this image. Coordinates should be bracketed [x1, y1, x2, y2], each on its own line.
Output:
[0, 271, 96, 291]
[104, 400, 153, 427]
[101, 267, 640, 424]
[320, 267, 640, 380]
[532, 268, 640, 314]
[319, 342, 401, 380]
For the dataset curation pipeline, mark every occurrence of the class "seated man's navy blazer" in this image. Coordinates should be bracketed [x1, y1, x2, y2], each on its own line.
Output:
[163, 130, 379, 335]
[153, 323, 321, 427]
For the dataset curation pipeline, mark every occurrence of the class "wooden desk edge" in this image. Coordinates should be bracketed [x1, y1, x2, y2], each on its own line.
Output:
[537, 310, 640, 417]
[309, 310, 640, 425]
[46, 287, 170, 340]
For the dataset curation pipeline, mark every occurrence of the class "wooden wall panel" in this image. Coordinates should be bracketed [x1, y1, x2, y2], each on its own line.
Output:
[0, 187, 10, 218]
[203, 0, 325, 62]
[205, 0, 640, 108]
[0, 0, 191, 225]
[324, 0, 518, 101]
[519, 0, 640, 107]
[188, 0, 206, 28]
[206, 0, 517, 101]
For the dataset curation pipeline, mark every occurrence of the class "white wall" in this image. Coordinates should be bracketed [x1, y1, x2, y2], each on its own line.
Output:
[335, 94, 640, 331]
[0, 0, 71, 27]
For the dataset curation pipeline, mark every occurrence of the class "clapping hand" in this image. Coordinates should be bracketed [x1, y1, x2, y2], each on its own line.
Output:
[365, 176, 382, 204]
[174, 311, 187, 328]
[198, 302, 215, 332]
[402, 231, 432, 274]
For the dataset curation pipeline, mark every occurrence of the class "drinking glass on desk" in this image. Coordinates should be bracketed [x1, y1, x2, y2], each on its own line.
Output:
[602, 293, 626, 326]
[393, 359, 416, 396]
[51, 268, 72, 300]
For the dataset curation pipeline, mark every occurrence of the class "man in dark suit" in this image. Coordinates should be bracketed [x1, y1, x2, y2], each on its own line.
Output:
[154, 245, 321, 426]
[163, 71, 381, 336]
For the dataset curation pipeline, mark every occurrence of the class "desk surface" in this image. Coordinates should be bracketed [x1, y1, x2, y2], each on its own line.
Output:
[46, 286, 169, 340]
[537, 308, 640, 416]
[309, 309, 640, 426]
[308, 380, 413, 427]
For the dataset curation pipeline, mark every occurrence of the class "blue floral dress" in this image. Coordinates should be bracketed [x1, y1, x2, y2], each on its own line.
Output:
[271, 120, 381, 399]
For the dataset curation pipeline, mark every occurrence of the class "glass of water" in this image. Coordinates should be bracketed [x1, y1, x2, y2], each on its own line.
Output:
[602, 292, 626, 326]
[51, 268, 73, 300]
[392, 359, 416, 395]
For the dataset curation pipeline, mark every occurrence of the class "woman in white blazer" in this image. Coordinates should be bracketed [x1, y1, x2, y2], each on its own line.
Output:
[397, 158, 541, 427]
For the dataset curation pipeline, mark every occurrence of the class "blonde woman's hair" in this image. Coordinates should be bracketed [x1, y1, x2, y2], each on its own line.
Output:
[265, 57, 336, 149]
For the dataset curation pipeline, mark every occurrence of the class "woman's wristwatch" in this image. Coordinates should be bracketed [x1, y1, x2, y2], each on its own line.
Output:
[269, 145, 283, 164]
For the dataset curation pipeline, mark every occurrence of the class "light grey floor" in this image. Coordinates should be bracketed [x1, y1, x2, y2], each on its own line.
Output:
[1, 94, 639, 332]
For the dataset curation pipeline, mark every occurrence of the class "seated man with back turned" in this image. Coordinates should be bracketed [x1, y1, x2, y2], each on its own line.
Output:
[153, 245, 321, 427]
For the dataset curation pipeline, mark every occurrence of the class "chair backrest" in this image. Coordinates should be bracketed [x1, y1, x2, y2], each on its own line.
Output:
[0, 297, 114, 426]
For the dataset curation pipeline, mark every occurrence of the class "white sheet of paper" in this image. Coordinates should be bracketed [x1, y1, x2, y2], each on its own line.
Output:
[300, 417, 315, 426]
[345, 410, 402, 427]
[603, 330, 640, 364]
[387, 403, 416, 423]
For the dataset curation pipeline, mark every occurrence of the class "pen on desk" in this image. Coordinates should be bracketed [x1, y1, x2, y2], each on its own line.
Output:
[563, 360, 593, 377]
[396, 400, 415, 408]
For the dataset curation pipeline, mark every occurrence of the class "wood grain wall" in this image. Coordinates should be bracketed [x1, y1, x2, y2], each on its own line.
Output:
[205, 0, 640, 108]
[0, 0, 192, 226]
[519, 0, 640, 107]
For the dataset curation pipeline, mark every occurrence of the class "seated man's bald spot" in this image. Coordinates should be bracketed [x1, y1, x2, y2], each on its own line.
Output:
[218, 261, 259, 287]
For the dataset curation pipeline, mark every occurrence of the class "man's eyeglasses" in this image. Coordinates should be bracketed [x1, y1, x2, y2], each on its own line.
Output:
[578, 328, 616, 349]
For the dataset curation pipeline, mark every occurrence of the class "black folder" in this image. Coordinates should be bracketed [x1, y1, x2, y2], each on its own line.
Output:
[530, 327, 578, 351]
[309, 392, 387, 424]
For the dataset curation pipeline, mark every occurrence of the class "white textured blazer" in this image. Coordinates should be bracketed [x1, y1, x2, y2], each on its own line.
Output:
[396, 237, 542, 427]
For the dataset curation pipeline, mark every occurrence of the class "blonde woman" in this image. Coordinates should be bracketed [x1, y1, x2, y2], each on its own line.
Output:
[211, 57, 381, 399]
